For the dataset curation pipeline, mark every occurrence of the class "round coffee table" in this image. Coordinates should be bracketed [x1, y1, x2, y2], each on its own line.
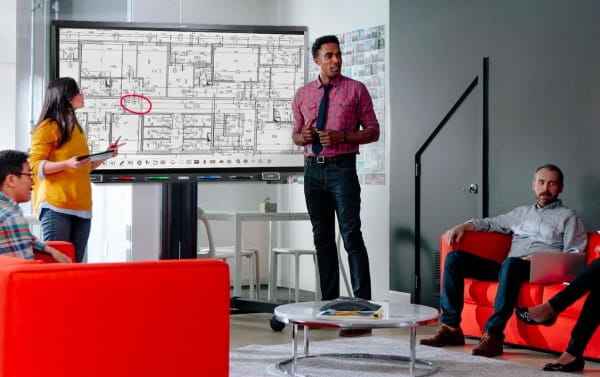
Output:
[269, 300, 439, 377]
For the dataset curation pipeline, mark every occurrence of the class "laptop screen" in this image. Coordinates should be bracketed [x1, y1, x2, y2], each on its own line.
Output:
[529, 252, 586, 284]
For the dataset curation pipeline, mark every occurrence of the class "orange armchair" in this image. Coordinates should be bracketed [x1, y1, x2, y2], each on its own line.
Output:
[0, 256, 230, 377]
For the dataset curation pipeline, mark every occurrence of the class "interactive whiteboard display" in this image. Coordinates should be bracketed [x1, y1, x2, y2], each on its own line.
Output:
[51, 21, 306, 180]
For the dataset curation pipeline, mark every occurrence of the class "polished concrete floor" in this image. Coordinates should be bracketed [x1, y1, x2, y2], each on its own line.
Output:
[230, 311, 600, 375]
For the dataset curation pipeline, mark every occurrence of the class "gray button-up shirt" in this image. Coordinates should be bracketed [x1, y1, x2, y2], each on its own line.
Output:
[468, 199, 587, 258]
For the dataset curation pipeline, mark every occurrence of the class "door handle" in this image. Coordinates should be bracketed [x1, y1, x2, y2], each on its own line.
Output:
[463, 183, 478, 194]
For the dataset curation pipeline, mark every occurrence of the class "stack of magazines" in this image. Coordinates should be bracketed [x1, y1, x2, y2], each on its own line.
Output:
[317, 297, 383, 319]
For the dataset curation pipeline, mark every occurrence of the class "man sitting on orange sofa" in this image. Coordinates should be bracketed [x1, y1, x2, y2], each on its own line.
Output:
[0, 150, 71, 262]
[420, 164, 587, 357]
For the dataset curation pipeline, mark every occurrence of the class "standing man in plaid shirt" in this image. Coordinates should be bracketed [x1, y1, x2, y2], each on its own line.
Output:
[292, 35, 379, 336]
[0, 150, 71, 262]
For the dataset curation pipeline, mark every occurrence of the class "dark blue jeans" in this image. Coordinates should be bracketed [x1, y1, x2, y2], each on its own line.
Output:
[40, 208, 91, 263]
[440, 250, 530, 340]
[303, 154, 371, 300]
[549, 258, 600, 357]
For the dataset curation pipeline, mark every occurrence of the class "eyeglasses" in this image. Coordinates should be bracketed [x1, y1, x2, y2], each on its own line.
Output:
[13, 171, 34, 179]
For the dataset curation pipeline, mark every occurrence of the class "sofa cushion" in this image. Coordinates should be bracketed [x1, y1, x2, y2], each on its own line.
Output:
[465, 279, 545, 308]
[542, 284, 589, 319]
[464, 279, 497, 306]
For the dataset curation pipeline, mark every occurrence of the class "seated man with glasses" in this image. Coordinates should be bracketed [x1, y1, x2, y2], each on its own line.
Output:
[0, 150, 71, 262]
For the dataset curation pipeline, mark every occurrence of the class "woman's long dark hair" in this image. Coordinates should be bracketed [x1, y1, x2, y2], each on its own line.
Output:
[36, 77, 82, 148]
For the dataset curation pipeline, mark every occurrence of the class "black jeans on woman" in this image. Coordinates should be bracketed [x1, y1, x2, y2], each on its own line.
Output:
[548, 258, 600, 357]
[303, 154, 371, 300]
[40, 208, 91, 263]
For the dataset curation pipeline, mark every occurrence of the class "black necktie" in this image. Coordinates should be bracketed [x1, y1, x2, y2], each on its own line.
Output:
[312, 84, 333, 155]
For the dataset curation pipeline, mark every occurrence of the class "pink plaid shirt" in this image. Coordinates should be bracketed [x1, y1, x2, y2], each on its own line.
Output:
[292, 75, 380, 157]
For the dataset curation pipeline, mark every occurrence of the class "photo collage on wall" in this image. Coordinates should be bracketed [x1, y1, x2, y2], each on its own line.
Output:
[308, 25, 386, 185]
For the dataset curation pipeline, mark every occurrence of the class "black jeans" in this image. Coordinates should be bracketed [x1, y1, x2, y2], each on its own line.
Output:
[440, 251, 530, 339]
[303, 154, 371, 300]
[549, 258, 600, 357]
[40, 208, 91, 263]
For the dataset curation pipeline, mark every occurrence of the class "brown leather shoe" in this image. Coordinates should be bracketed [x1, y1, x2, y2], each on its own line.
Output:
[420, 325, 465, 347]
[339, 328, 372, 337]
[472, 332, 503, 357]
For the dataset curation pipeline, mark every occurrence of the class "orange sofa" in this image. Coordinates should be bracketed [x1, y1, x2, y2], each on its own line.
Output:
[0, 255, 230, 377]
[440, 231, 600, 359]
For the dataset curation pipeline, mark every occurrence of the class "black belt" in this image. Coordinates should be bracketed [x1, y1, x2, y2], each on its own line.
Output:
[305, 154, 355, 164]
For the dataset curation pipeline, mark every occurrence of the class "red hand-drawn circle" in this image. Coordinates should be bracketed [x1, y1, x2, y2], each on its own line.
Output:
[119, 94, 153, 115]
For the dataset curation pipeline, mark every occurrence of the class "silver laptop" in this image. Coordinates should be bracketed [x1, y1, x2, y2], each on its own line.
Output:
[529, 251, 587, 284]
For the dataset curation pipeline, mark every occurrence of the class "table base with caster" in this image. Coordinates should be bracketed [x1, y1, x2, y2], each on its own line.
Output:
[270, 315, 286, 331]
[267, 353, 439, 377]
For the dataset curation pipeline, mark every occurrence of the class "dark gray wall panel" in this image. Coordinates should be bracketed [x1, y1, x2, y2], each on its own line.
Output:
[390, 0, 600, 300]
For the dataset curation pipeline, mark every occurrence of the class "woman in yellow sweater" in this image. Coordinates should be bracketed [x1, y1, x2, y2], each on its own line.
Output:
[29, 77, 120, 262]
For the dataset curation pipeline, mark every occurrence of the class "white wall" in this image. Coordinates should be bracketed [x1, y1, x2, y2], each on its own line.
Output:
[278, 0, 386, 38]
[181, 0, 278, 25]
[0, 0, 16, 150]
[87, 184, 132, 262]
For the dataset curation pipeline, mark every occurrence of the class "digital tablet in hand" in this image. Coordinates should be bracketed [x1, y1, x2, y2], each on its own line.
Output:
[76, 150, 114, 162]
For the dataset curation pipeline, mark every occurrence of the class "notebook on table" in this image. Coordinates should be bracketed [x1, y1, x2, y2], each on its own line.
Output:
[529, 251, 587, 284]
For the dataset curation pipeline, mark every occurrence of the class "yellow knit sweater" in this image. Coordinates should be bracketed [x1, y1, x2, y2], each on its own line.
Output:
[29, 119, 92, 215]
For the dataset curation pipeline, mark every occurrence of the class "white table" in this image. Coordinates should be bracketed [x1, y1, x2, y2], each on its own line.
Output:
[272, 301, 440, 377]
[203, 210, 310, 298]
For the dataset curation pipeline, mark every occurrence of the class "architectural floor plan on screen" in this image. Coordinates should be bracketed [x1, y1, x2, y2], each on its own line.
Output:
[57, 26, 306, 170]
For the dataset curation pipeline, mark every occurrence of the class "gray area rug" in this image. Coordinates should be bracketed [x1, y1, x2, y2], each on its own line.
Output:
[230, 336, 574, 377]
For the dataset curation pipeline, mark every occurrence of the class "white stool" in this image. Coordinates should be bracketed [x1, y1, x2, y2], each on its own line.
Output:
[269, 248, 320, 302]
[200, 247, 259, 300]
[268, 233, 352, 302]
